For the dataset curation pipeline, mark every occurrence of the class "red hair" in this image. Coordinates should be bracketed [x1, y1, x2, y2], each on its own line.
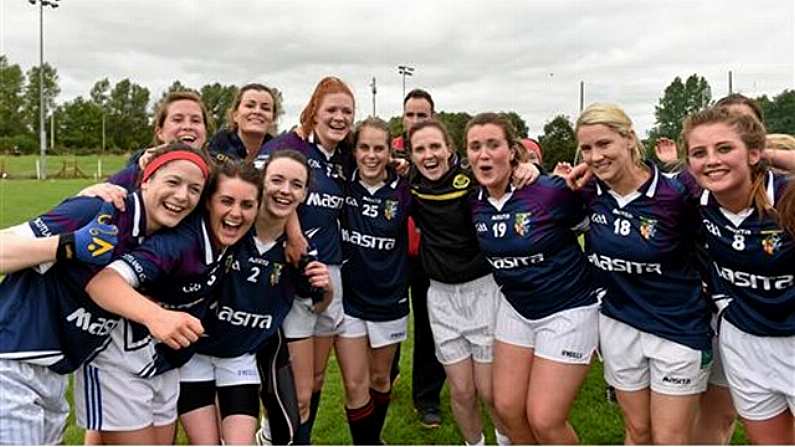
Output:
[299, 77, 355, 138]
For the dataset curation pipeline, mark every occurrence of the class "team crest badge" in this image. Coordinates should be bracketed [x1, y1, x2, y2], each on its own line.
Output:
[384, 200, 398, 221]
[514, 212, 531, 237]
[224, 254, 235, 273]
[639, 217, 657, 240]
[761, 230, 783, 256]
[270, 263, 283, 285]
[452, 174, 470, 190]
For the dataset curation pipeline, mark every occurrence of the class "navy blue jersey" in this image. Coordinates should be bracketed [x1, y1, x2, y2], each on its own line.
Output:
[581, 163, 711, 351]
[0, 193, 149, 374]
[112, 211, 229, 377]
[207, 128, 273, 164]
[341, 169, 411, 321]
[471, 175, 596, 320]
[256, 132, 353, 265]
[697, 173, 795, 336]
[197, 232, 297, 357]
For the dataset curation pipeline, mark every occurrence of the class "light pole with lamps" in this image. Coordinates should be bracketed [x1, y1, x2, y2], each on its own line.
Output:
[28, 0, 59, 180]
[397, 65, 415, 101]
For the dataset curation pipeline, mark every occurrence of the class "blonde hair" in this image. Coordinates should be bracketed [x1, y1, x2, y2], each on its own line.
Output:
[575, 103, 645, 166]
[766, 133, 795, 151]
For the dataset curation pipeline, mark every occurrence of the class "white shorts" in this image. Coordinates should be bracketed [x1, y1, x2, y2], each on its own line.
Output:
[707, 314, 729, 387]
[496, 296, 598, 365]
[600, 314, 711, 395]
[179, 353, 260, 387]
[719, 318, 795, 421]
[0, 359, 68, 445]
[282, 265, 343, 338]
[338, 313, 409, 348]
[75, 364, 179, 431]
[427, 274, 499, 365]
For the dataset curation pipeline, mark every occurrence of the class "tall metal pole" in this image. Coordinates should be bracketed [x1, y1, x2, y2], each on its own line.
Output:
[39, 0, 47, 179]
[579, 81, 584, 112]
[370, 77, 377, 117]
[102, 113, 106, 153]
[397, 65, 414, 102]
[728, 70, 733, 95]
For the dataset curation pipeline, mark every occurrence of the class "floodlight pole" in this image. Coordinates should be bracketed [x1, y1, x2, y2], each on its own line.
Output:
[397, 65, 415, 101]
[30, 0, 59, 179]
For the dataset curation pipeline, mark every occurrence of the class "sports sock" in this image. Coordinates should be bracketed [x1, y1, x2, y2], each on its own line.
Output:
[345, 399, 376, 445]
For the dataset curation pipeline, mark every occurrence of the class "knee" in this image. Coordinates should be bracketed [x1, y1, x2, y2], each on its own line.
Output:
[370, 372, 390, 392]
[312, 371, 326, 392]
[527, 407, 565, 441]
[448, 380, 477, 407]
[623, 418, 652, 445]
[494, 394, 523, 425]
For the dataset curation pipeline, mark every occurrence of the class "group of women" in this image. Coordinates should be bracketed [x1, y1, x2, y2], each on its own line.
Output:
[0, 74, 793, 446]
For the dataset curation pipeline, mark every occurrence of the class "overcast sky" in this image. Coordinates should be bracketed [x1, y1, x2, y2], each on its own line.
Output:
[2, 0, 793, 139]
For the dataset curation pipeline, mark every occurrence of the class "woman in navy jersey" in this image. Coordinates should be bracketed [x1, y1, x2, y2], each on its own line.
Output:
[570, 103, 711, 444]
[335, 117, 411, 444]
[406, 119, 541, 445]
[77, 158, 261, 445]
[466, 113, 598, 444]
[207, 83, 279, 164]
[0, 142, 212, 445]
[255, 76, 353, 444]
[681, 107, 795, 444]
[178, 150, 332, 445]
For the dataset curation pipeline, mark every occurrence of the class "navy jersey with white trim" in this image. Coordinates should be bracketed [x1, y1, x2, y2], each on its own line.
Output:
[341, 169, 411, 321]
[471, 175, 596, 320]
[113, 211, 229, 377]
[197, 231, 297, 357]
[0, 193, 148, 374]
[581, 163, 711, 351]
[698, 173, 795, 336]
[256, 132, 352, 265]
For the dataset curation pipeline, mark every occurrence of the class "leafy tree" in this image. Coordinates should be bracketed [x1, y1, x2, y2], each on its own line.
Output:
[500, 111, 529, 139]
[107, 79, 151, 149]
[22, 62, 60, 139]
[89, 78, 111, 108]
[436, 111, 472, 154]
[650, 74, 712, 140]
[56, 97, 103, 149]
[199, 83, 238, 133]
[387, 116, 403, 139]
[538, 114, 577, 171]
[758, 90, 795, 134]
[0, 55, 27, 137]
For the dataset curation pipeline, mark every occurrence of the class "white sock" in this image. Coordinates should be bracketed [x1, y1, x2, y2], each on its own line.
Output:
[495, 429, 511, 446]
[466, 433, 485, 446]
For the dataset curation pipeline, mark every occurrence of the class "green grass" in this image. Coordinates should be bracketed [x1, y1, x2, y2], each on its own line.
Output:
[0, 178, 749, 445]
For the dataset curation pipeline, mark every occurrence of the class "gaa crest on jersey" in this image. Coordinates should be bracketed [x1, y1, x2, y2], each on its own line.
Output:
[514, 212, 532, 237]
[761, 230, 783, 256]
[270, 262, 283, 285]
[225, 254, 236, 273]
[639, 216, 657, 240]
[384, 200, 398, 221]
[453, 174, 470, 189]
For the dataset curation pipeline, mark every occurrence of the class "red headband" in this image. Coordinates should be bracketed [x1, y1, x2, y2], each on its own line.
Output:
[141, 150, 210, 183]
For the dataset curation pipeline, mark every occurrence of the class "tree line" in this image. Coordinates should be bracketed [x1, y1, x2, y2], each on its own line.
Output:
[2, 54, 794, 171]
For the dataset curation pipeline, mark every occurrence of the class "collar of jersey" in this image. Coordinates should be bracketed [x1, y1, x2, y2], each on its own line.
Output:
[130, 190, 146, 238]
[595, 160, 660, 200]
[200, 215, 226, 265]
[699, 170, 776, 208]
[353, 166, 400, 191]
[308, 132, 336, 160]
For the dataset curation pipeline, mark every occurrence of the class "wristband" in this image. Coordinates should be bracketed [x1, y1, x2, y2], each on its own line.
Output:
[57, 232, 77, 261]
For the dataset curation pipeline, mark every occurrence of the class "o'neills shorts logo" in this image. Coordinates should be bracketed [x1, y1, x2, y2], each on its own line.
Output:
[453, 174, 470, 189]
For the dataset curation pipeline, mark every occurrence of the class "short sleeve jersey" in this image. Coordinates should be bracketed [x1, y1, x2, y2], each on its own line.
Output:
[109, 211, 229, 377]
[698, 173, 795, 336]
[471, 175, 596, 320]
[581, 163, 711, 351]
[341, 169, 411, 321]
[0, 193, 149, 374]
[256, 132, 351, 265]
[197, 232, 297, 357]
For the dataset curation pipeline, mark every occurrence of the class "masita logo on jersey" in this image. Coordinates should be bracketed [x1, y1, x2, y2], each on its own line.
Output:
[341, 228, 396, 250]
[210, 302, 274, 329]
[588, 253, 662, 275]
[761, 230, 783, 255]
[713, 262, 793, 291]
[66, 307, 118, 336]
[306, 191, 344, 209]
[514, 212, 531, 237]
[487, 254, 544, 269]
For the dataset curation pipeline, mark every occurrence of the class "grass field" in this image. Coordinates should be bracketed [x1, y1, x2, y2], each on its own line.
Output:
[0, 154, 129, 180]
[0, 178, 749, 445]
